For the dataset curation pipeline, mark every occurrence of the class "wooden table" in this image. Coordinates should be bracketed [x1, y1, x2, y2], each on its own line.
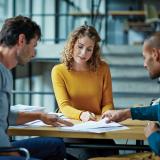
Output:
[8, 119, 150, 151]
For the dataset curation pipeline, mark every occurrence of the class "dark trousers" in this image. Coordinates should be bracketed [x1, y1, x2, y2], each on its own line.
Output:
[65, 138, 119, 160]
[11, 137, 65, 160]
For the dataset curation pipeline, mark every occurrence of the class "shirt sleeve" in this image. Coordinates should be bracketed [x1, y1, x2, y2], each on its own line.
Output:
[8, 111, 19, 126]
[148, 131, 160, 156]
[0, 71, 11, 147]
[101, 64, 114, 114]
[0, 92, 11, 147]
[130, 104, 159, 121]
[51, 66, 82, 120]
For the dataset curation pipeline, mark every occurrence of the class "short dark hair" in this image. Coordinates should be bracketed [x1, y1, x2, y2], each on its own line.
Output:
[0, 15, 41, 46]
[144, 32, 160, 49]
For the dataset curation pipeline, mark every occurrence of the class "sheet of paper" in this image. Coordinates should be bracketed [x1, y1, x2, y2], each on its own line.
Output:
[11, 104, 46, 112]
[10, 120, 49, 128]
[61, 125, 128, 133]
[24, 120, 47, 126]
[63, 118, 121, 129]
[61, 118, 128, 133]
[10, 113, 69, 128]
[11, 117, 128, 133]
[82, 126, 128, 133]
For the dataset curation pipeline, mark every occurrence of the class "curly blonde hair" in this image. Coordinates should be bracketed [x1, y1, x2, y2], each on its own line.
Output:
[61, 25, 102, 71]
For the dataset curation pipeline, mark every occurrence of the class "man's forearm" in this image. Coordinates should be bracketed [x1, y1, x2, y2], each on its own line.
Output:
[130, 105, 158, 121]
[16, 112, 42, 125]
[117, 109, 131, 122]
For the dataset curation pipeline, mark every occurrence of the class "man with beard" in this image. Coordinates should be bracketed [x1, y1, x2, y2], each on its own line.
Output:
[102, 32, 160, 156]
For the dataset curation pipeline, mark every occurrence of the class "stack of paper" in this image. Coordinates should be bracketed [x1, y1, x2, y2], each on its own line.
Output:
[11, 113, 128, 133]
[61, 118, 128, 133]
[11, 104, 46, 112]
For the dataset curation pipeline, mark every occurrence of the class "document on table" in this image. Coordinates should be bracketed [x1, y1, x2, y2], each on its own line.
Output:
[10, 120, 48, 128]
[11, 115, 128, 133]
[11, 104, 46, 112]
[61, 118, 128, 133]
[10, 113, 69, 128]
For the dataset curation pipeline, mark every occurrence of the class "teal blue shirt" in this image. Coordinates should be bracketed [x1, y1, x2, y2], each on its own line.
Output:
[131, 105, 160, 155]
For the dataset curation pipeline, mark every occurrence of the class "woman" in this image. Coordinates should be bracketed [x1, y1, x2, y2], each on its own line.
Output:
[51, 25, 118, 160]
[51, 25, 114, 122]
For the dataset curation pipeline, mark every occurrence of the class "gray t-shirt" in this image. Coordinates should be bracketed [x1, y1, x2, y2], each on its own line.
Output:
[0, 63, 18, 147]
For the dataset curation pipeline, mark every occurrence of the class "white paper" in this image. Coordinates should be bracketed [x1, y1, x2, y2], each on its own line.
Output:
[11, 113, 69, 128]
[11, 117, 128, 133]
[11, 104, 46, 112]
[63, 118, 121, 129]
[9, 120, 48, 128]
[24, 120, 47, 126]
[82, 126, 128, 133]
[61, 118, 128, 133]
[61, 126, 128, 133]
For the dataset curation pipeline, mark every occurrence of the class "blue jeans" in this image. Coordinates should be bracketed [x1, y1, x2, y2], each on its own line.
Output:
[11, 137, 65, 160]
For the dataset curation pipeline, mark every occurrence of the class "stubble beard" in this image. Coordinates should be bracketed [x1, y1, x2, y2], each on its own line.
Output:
[150, 72, 160, 80]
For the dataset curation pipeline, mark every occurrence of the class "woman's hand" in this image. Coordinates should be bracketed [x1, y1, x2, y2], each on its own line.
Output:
[80, 111, 96, 122]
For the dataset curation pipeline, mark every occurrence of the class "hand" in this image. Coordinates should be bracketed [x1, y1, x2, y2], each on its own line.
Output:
[40, 113, 73, 127]
[101, 109, 131, 122]
[80, 111, 96, 122]
[144, 122, 159, 138]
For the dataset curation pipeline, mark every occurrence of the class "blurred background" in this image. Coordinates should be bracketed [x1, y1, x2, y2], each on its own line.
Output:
[1, 0, 160, 112]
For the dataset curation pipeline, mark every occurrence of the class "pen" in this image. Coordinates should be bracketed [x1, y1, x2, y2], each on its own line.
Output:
[89, 112, 96, 120]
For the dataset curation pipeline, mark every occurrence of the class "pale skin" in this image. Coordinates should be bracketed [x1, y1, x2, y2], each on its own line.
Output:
[0, 34, 73, 156]
[102, 41, 160, 138]
[0, 34, 73, 127]
[72, 36, 97, 121]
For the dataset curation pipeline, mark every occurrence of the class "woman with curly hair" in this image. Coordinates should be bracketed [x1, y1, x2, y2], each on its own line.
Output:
[51, 25, 118, 160]
[51, 25, 114, 122]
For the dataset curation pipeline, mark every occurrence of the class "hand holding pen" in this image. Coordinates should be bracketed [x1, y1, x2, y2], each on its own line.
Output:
[80, 111, 96, 122]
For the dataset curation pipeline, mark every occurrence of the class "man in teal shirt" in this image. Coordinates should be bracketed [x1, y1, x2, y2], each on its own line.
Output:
[102, 32, 160, 156]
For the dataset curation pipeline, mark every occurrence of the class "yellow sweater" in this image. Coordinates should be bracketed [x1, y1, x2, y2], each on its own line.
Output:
[51, 61, 114, 120]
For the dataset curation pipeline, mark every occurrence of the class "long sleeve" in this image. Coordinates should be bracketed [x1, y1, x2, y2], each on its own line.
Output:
[51, 62, 114, 120]
[51, 65, 82, 119]
[101, 66, 114, 114]
[0, 64, 12, 147]
[0, 92, 11, 147]
[131, 104, 160, 156]
[148, 131, 160, 156]
[130, 104, 160, 121]
[8, 111, 19, 126]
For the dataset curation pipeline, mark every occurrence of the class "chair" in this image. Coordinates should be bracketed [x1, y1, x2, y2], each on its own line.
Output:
[144, 4, 160, 31]
[0, 147, 30, 160]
